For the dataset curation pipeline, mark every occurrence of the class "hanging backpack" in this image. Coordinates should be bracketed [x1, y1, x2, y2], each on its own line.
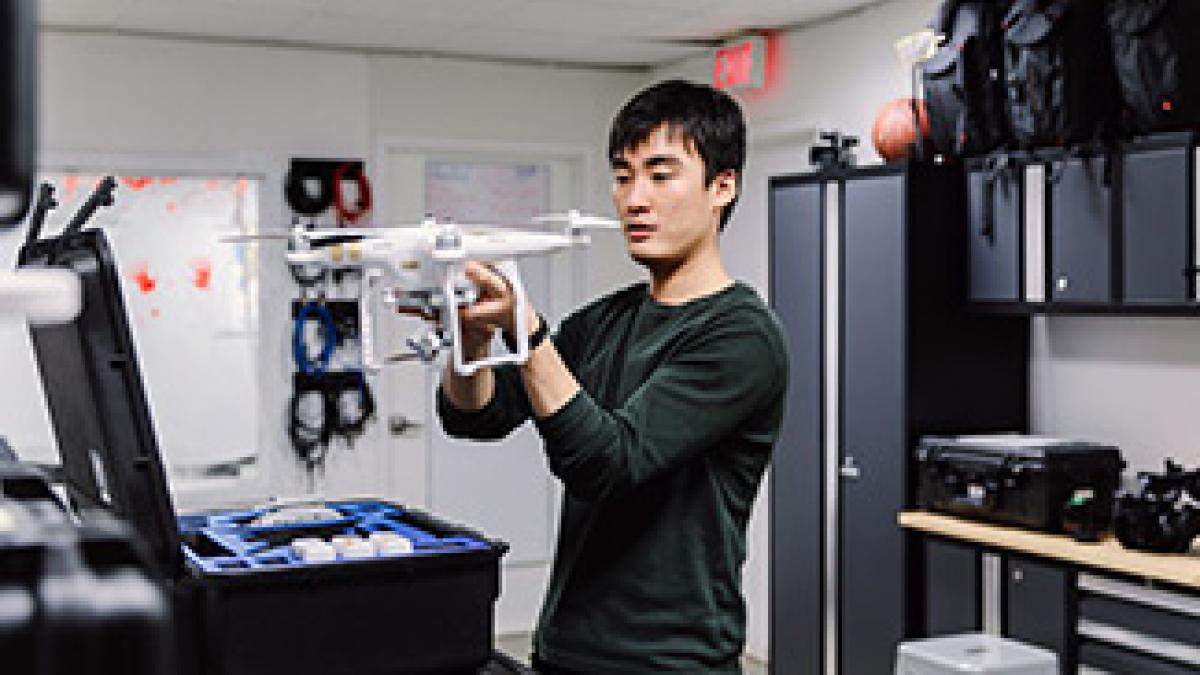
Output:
[921, 0, 1009, 157]
[1002, 0, 1119, 149]
[1106, 0, 1200, 135]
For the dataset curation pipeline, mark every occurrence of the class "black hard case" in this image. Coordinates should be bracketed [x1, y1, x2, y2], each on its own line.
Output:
[916, 436, 1123, 533]
[19, 229, 509, 675]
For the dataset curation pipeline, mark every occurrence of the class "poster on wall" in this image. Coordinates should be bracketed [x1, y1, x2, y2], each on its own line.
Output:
[425, 161, 550, 225]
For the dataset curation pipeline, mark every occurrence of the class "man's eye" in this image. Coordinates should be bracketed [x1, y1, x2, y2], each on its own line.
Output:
[651, 173, 672, 182]
[613, 174, 631, 185]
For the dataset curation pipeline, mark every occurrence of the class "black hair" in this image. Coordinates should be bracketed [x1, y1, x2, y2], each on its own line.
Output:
[608, 79, 746, 231]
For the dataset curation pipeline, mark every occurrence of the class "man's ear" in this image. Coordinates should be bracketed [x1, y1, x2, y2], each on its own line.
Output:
[710, 169, 738, 209]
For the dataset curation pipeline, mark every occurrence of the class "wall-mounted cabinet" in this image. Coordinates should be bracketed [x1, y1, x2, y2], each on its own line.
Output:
[1121, 139, 1195, 304]
[1048, 149, 1115, 304]
[967, 133, 1200, 314]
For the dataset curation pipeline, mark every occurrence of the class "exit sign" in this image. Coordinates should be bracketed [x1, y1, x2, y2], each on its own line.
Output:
[713, 35, 767, 92]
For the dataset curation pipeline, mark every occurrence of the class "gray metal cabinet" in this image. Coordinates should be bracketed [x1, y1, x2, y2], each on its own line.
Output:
[967, 160, 1023, 303]
[924, 539, 981, 636]
[1048, 154, 1114, 303]
[966, 134, 1200, 313]
[1122, 139, 1195, 304]
[839, 173, 909, 675]
[1077, 574, 1200, 673]
[1004, 554, 1074, 672]
[768, 181, 825, 675]
[769, 165, 1028, 674]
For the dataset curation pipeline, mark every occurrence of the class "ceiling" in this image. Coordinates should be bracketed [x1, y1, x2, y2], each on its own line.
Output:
[40, 0, 884, 69]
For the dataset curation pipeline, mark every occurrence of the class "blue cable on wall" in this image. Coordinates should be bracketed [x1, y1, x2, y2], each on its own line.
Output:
[293, 301, 337, 375]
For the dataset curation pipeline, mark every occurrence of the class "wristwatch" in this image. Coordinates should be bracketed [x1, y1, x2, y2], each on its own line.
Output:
[503, 312, 548, 354]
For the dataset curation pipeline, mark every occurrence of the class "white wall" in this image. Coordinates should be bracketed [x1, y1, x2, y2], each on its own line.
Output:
[368, 54, 641, 293]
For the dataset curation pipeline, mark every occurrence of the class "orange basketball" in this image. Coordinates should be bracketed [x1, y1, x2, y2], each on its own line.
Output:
[872, 98, 930, 162]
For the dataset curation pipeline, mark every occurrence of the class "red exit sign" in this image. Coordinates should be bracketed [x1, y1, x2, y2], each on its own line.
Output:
[713, 35, 767, 92]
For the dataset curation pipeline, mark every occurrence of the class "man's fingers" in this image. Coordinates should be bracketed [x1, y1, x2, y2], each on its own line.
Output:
[463, 260, 511, 298]
[459, 298, 509, 322]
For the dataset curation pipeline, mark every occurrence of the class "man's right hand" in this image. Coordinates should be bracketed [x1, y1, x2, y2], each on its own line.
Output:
[441, 260, 524, 411]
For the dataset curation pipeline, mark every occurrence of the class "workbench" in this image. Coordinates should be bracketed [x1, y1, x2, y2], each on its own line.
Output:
[901, 511, 1200, 674]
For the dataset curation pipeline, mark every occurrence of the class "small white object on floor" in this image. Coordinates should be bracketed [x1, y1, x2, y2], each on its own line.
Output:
[896, 633, 1058, 674]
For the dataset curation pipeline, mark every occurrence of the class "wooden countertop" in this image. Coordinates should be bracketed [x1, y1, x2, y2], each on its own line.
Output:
[899, 511, 1200, 591]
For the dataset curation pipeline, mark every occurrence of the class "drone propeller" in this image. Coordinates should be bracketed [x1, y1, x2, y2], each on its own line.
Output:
[217, 232, 292, 244]
[305, 233, 369, 248]
[532, 210, 620, 230]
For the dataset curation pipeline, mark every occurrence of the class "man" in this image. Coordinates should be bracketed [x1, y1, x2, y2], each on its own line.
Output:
[437, 79, 788, 673]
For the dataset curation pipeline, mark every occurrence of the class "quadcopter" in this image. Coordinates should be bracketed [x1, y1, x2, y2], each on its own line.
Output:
[225, 210, 619, 376]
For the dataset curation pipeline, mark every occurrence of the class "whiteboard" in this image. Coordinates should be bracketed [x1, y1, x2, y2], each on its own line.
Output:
[425, 160, 550, 224]
[15, 173, 261, 474]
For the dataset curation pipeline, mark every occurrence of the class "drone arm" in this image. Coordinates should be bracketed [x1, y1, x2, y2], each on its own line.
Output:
[359, 268, 383, 372]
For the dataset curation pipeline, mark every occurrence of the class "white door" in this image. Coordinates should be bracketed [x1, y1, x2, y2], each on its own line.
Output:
[381, 143, 585, 634]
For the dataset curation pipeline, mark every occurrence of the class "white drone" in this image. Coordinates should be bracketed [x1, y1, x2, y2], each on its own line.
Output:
[225, 210, 619, 376]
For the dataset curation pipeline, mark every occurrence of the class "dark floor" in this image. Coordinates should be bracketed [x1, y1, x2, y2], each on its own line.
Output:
[494, 633, 769, 674]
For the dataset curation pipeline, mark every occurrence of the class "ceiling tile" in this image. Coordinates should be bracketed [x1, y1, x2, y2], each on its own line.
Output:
[487, 0, 680, 37]
[118, 1, 304, 39]
[41, 0, 879, 67]
[289, 11, 468, 51]
[438, 26, 697, 66]
[40, 0, 142, 27]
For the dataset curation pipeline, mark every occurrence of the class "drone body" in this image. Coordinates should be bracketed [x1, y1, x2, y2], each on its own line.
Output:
[272, 212, 617, 375]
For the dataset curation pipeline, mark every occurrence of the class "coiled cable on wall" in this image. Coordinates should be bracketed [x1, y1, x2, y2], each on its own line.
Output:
[333, 372, 375, 441]
[332, 161, 372, 224]
[293, 301, 337, 375]
[285, 164, 335, 216]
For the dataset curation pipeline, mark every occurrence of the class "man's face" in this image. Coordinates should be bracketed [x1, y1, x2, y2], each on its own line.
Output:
[610, 125, 736, 268]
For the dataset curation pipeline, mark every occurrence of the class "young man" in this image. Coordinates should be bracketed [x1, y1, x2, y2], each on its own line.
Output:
[437, 79, 788, 673]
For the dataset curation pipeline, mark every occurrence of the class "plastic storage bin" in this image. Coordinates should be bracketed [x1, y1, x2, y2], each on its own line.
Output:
[896, 633, 1058, 674]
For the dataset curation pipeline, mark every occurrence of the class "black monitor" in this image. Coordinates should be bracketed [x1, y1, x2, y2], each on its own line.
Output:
[19, 229, 183, 578]
[0, 0, 36, 227]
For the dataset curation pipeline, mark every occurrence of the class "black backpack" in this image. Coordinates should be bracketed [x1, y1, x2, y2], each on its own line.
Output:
[922, 0, 1009, 157]
[1002, 0, 1119, 148]
[1106, 0, 1200, 135]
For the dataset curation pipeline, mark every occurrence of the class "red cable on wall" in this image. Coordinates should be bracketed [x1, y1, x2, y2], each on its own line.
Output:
[332, 162, 372, 225]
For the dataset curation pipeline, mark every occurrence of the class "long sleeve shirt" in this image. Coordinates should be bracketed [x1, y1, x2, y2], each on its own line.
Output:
[437, 280, 788, 673]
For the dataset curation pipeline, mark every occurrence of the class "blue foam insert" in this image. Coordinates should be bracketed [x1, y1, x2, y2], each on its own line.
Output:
[179, 500, 490, 574]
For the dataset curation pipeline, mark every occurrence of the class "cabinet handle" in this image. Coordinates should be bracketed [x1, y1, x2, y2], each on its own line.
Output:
[839, 456, 861, 480]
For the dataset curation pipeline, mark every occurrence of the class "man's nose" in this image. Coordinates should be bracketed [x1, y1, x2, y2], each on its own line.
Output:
[623, 177, 651, 212]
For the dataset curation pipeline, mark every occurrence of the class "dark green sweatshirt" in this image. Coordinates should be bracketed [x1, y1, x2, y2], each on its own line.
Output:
[437, 281, 788, 673]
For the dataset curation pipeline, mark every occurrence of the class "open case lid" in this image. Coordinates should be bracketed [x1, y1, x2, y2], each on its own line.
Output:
[18, 229, 183, 579]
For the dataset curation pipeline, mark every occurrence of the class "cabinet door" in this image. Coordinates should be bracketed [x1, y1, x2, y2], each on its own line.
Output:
[1005, 554, 1074, 672]
[925, 538, 981, 636]
[840, 173, 906, 675]
[1123, 145, 1192, 303]
[769, 180, 826, 674]
[1079, 643, 1199, 675]
[1049, 156, 1113, 303]
[968, 165, 1022, 302]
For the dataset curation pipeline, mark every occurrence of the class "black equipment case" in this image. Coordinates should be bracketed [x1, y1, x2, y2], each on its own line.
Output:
[1, 462, 175, 675]
[916, 435, 1123, 535]
[18, 229, 511, 675]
